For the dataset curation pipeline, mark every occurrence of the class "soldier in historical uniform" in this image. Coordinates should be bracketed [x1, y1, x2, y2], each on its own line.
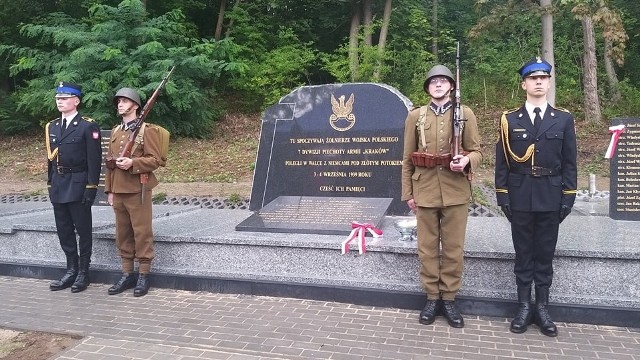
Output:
[401, 65, 483, 328]
[46, 82, 102, 293]
[105, 87, 163, 297]
[495, 57, 577, 337]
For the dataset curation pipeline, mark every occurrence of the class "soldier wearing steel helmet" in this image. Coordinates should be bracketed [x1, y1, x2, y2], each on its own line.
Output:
[401, 64, 482, 328]
[104, 87, 163, 297]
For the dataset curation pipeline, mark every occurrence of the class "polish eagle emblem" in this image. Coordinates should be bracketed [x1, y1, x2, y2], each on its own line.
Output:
[329, 93, 356, 131]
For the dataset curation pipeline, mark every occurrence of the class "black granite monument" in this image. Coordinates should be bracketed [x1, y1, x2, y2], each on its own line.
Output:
[248, 83, 412, 219]
[609, 117, 640, 221]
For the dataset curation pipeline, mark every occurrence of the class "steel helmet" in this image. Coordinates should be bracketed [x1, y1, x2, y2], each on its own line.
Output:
[113, 87, 142, 108]
[423, 65, 455, 92]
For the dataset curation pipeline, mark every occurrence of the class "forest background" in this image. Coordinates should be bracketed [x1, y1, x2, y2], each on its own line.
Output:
[0, 0, 639, 195]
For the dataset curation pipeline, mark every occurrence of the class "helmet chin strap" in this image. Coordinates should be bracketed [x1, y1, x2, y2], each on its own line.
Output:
[429, 89, 452, 101]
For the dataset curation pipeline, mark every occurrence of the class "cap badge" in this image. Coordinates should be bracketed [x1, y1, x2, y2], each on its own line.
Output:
[536, 57, 542, 63]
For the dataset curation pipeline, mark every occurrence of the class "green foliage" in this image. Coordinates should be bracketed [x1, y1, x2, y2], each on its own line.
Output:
[230, 27, 317, 109]
[0, 0, 246, 137]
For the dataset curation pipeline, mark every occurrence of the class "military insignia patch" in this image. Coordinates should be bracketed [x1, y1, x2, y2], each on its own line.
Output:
[92, 131, 99, 139]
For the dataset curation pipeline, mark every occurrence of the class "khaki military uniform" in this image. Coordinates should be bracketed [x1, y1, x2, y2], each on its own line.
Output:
[105, 123, 163, 274]
[401, 104, 482, 300]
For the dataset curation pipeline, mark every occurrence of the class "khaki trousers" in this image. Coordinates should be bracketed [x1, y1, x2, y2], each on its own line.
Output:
[416, 204, 468, 301]
[112, 191, 154, 274]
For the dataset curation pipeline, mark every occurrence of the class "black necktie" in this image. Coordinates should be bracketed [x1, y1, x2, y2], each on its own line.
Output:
[61, 118, 67, 133]
[533, 107, 542, 132]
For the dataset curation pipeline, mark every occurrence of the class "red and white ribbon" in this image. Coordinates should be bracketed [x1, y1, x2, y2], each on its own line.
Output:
[341, 222, 383, 255]
[605, 124, 626, 159]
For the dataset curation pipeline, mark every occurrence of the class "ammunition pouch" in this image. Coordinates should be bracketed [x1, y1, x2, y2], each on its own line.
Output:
[105, 157, 116, 170]
[411, 152, 453, 168]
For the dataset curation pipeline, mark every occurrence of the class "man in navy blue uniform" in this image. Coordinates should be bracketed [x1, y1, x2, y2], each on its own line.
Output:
[45, 82, 102, 293]
[495, 58, 577, 337]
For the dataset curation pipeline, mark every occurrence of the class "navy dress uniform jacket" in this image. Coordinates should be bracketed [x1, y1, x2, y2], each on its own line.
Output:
[47, 113, 102, 203]
[495, 105, 577, 212]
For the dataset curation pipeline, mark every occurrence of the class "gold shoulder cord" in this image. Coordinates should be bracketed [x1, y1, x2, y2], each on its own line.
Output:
[45, 122, 59, 161]
[417, 106, 427, 151]
[500, 111, 535, 167]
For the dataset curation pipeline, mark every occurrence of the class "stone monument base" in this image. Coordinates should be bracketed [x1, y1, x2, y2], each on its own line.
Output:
[0, 203, 638, 327]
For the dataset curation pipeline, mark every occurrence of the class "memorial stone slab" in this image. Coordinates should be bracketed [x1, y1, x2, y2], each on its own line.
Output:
[609, 117, 640, 220]
[250, 83, 412, 216]
[237, 196, 392, 235]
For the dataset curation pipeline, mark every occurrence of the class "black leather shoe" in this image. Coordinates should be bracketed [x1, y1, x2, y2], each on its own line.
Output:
[108, 273, 137, 295]
[442, 300, 464, 328]
[133, 274, 150, 297]
[534, 303, 558, 337]
[70, 271, 89, 293]
[534, 286, 558, 337]
[510, 286, 533, 333]
[419, 299, 439, 325]
[50, 269, 78, 291]
[510, 302, 534, 333]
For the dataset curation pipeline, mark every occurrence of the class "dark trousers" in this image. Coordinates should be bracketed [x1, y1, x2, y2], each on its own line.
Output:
[510, 210, 560, 288]
[52, 202, 93, 260]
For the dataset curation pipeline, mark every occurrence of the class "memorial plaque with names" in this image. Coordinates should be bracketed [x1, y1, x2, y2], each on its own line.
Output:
[250, 83, 412, 216]
[609, 117, 640, 221]
[95, 129, 112, 206]
[236, 196, 392, 235]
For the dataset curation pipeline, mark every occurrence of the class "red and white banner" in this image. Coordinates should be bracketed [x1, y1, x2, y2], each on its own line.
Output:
[605, 125, 626, 159]
[341, 222, 383, 255]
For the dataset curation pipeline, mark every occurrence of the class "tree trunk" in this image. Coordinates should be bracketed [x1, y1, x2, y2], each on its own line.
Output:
[373, 0, 392, 81]
[363, 0, 373, 46]
[432, 0, 438, 61]
[582, 16, 602, 123]
[214, 0, 226, 40]
[224, 0, 242, 38]
[539, 0, 555, 106]
[604, 37, 622, 103]
[349, 0, 361, 81]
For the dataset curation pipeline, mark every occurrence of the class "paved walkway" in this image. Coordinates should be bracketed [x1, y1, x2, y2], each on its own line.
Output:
[1, 276, 638, 360]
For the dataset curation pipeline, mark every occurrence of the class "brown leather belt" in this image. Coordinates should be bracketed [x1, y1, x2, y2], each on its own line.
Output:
[411, 152, 452, 168]
[511, 166, 559, 177]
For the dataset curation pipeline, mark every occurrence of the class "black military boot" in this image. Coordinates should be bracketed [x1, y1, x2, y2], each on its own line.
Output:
[108, 273, 137, 295]
[419, 299, 440, 325]
[510, 286, 533, 333]
[50, 255, 78, 291]
[133, 274, 151, 297]
[442, 300, 464, 328]
[71, 257, 90, 293]
[534, 286, 558, 337]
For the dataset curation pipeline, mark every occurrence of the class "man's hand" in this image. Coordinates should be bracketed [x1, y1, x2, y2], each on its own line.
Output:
[82, 188, 97, 207]
[559, 205, 572, 223]
[500, 204, 512, 222]
[116, 157, 133, 170]
[450, 155, 469, 172]
[407, 199, 417, 213]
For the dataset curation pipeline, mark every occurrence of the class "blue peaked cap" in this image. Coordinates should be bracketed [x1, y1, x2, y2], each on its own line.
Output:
[518, 57, 552, 78]
[55, 82, 82, 98]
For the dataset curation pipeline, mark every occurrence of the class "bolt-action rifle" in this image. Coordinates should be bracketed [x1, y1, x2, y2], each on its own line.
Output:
[451, 42, 472, 180]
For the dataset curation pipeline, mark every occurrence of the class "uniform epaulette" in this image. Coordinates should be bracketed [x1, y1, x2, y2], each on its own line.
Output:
[503, 108, 519, 115]
[47, 118, 58, 124]
[554, 107, 571, 114]
[81, 116, 95, 122]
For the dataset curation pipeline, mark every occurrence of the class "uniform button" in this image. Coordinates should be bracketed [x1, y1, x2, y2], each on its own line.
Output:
[536, 149, 540, 153]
